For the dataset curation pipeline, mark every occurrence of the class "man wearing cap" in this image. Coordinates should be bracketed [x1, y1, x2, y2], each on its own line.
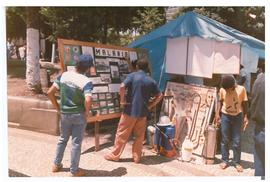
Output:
[47, 54, 94, 176]
[214, 75, 249, 172]
[104, 58, 163, 163]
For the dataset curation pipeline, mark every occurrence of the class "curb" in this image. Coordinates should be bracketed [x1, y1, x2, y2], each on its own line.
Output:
[7, 96, 60, 135]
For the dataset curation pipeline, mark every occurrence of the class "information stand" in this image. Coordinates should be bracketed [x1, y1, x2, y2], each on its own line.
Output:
[58, 38, 140, 151]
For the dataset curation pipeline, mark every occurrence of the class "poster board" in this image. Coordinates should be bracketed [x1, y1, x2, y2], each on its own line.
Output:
[58, 38, 140, 118]
[160, 82, 217, 156]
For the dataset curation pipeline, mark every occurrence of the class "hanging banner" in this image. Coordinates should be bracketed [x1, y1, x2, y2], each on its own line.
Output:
[241, 47, 259, 73]
[213, 41, 240, 74]
[187, 37, 215, 78]
[165, 37, 188, 75]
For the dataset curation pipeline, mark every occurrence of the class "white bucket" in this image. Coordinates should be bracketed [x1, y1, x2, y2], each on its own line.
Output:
[181, 138, 193, 162]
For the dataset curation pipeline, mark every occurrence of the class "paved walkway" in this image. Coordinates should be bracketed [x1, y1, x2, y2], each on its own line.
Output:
[8, 123, 256, 178]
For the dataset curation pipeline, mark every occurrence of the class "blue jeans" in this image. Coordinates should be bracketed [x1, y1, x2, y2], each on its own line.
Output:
[220, 113, 242, 165]
[54, 112, 87, 173]
[253, 124, 265, 177]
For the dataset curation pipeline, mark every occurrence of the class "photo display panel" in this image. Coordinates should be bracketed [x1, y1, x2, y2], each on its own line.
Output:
[58, 39, 138, 115]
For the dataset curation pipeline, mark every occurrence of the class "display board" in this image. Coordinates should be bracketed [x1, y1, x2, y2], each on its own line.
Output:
[160, 82, 217, 156]
[58, 38, 139, 116]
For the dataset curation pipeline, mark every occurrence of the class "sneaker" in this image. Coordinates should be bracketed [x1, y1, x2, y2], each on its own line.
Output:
[235, 164, 243, 172]
[70, 169, 86, 177]
[104, 154, 119, 162]
[219, 162, 229, 170]
[52, 163, 63, 172]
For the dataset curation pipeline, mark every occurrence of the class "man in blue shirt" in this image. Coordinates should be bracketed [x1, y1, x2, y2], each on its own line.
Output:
[47, 54, 93, 176]
[104, 58, 163, 163]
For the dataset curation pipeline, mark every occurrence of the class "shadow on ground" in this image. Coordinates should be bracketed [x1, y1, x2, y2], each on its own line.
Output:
[81, 141, 114, 154]
[61, 167, 127, 177]
[213, 157, 254, 170]
[9, 169, 30, 177]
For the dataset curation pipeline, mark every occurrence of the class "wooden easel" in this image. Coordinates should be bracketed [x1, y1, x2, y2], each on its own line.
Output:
[87, 113, 121, 151]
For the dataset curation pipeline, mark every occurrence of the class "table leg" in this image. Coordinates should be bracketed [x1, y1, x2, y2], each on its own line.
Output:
[95, 121, 100, 151]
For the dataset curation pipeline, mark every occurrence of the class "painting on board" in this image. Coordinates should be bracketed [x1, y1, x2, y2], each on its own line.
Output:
[64, 45, 82, 66]
[160, 82, 217, 156]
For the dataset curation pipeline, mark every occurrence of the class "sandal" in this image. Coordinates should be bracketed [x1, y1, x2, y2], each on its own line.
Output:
[235, 164, 243, 172]
[219, 162, 229, 169]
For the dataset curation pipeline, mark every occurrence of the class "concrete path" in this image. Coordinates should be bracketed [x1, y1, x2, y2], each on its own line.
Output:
[8, 125, 256, 178]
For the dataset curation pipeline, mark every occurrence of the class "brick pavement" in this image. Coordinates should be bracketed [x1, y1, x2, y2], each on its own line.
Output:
[8, 125, 255, 177]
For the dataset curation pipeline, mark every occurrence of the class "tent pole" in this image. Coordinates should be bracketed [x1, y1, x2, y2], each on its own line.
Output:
[158, 53, 166, 88]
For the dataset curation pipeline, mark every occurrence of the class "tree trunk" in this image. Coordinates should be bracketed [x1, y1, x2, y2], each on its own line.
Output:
[26, 7, 41, 93]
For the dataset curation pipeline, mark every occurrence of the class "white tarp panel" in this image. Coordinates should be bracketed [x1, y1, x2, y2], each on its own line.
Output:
[165, 37, 188, 75]
[213, 41, 240, 74]
[166, 37, 242, 77]
[241, 46, 259, 73]
[187, 37, 215, 78]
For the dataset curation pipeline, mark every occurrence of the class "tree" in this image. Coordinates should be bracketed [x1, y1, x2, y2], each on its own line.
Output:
[172, 7, 265, 41]
[132, 7, 166, 35]
[39, 7, 140, 46]
[25, 7, 41, 93]
[6, 7, 26, 39]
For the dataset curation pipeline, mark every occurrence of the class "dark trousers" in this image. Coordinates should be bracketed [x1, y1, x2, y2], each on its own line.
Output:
[220, 113, 242, 165]
[254, 124, 265, 177]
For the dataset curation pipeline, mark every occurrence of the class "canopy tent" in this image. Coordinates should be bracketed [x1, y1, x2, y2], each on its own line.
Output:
[128, 11, 265, 91]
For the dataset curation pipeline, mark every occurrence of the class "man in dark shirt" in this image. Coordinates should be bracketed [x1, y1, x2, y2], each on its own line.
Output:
[104, 58, 163, 163]
[250, 65, 265, 178]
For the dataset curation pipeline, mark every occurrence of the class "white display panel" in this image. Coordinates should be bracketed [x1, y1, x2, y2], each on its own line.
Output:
[165, 37, 188, 75]
[241, 46, 259, 73]
[213, 41, 240, 74]
[187, 37, 215, 78]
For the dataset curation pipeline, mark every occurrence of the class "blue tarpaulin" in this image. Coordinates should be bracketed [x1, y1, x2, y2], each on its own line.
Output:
[128, 11, 265, 91]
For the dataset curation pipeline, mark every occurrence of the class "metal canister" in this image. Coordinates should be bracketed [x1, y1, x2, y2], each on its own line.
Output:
[202, 124, 217, 164]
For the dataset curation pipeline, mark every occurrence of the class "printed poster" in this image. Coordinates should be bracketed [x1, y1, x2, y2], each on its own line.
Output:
[160, 82, 216, 156]
[81, 46, 94, 58]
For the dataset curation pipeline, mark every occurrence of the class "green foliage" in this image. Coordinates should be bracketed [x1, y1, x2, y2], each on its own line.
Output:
[26, 7, 40, 29]
[172, 7, 265, 41]
[132, 7, 166, 35]
[38, 7, 140, 45]
[6, 7, 265, 46]
[6, 7, 26, 39]
[39, 8, 71, 43]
